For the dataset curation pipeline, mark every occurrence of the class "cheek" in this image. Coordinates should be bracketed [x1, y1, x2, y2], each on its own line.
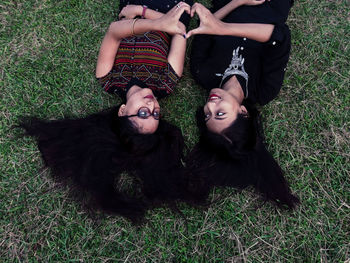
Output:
[125, 98, 142, 114]
[222, 100, 239, 112]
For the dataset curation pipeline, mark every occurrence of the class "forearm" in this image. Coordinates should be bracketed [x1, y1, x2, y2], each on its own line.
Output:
[217, 21, 274, 42]
[107, 19, 159, 41]
[214, 0, 244, 20]
[130, 5, 165, 19]
[143, 8, 164, 20]
[96, 19, 160, 78]
[167, 34, 186, 77]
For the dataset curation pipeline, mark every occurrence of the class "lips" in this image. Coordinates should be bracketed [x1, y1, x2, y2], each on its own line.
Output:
[144, 95, 154, 99]
[208, 94, 221, 101]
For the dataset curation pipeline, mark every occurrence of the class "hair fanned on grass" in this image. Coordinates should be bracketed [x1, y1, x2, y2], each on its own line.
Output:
[18, 107, 191, 223]
[186, 103, 300, 209]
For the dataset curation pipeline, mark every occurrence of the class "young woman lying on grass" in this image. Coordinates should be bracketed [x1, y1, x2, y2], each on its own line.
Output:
[187, 0, 300, 208]
[19, 0, 194, 223]
[96, 0, 192, 134]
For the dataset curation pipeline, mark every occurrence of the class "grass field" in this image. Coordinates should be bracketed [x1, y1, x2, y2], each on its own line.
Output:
[1, 0, 349, 262]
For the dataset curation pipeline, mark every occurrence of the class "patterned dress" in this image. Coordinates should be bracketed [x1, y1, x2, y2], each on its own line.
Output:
[97, 31, 179, 100]
[97, 0, 193, 100]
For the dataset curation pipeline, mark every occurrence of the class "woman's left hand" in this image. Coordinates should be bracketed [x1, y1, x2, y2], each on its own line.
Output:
[155, 2, 191, 36]
[118, 5, 142, 20]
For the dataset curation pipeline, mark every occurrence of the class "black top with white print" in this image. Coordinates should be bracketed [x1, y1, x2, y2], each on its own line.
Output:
[190, 0, 293, 105]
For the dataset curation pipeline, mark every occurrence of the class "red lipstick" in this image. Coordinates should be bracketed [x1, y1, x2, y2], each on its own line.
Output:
[208, 94, 221, 101]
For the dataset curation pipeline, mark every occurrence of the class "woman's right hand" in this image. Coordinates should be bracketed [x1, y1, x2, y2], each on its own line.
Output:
[155, 2, 191, 36]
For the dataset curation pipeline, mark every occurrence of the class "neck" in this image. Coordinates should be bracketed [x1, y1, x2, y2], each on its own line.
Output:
[126, 85, 142, 100]
[222, 76, 244, 104]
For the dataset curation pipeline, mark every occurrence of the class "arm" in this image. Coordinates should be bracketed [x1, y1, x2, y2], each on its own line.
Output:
[96, 3, 190, 78]
[96, 19, 160, 78]
[167, 23, 187, 77]
[217, 22, 274, 42]
[214, 0, 267, 20]
[187, 3, 274, 42]
[118, 5, 165, 20]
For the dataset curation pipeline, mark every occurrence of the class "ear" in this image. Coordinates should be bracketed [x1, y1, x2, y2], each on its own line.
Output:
[118, 104, 126, 116]
[240, 105, 248, 116]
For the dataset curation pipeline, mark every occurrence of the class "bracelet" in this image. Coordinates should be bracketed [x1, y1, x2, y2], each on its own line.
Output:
[141, 5, 147, 19]
[131, 18, 139, 35]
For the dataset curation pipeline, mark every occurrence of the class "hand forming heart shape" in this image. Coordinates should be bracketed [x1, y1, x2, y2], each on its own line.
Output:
[186, 0, 268, 38]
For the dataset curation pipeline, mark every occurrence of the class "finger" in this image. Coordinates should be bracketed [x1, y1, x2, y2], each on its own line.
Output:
[172, 5, 191, 21]
[172, 2, 189, 11]
[174, 2, 191, 14]
[192, 3, 207, 18]
[186, 27, 201, 38]
[253, 0, 265, 5]
[193, 7, 207, 20]
[190, 3, 202, 17]
[192, 2, 202, 9]
[177, 5, 191, 16]
[178, 1, 190, 8]
[181, 3, 191, 14]
[191, 3, 199, 17]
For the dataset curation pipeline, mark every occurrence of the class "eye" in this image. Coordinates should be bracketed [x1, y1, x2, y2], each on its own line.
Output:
[138, 109, 149, 118]
[204, 113, 210, 119]
[216, 112, 225, 117]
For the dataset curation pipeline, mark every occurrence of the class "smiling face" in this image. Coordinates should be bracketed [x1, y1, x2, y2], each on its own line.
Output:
[118, 85, 160, 134]
[204, 88, 247, 134]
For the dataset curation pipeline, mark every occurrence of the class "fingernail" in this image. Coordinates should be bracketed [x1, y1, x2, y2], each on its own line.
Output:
[183, 34, 186, 39]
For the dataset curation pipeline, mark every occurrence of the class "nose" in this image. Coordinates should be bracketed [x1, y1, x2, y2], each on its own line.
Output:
[206, 100, 219, 110]
[146, 99, 158, 112]
[146, 99, 153, 106]
[204, 102, 217, 116]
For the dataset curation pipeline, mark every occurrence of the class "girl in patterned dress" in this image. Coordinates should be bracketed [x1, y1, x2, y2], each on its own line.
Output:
[96, 0, 192, 134]
[19, 1, 194, 223]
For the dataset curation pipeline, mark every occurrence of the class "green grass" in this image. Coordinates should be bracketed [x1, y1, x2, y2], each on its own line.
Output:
[1, 0, 349, 262]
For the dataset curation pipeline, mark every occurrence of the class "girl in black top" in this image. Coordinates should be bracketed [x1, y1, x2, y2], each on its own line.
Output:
[187, 0, 299, 208]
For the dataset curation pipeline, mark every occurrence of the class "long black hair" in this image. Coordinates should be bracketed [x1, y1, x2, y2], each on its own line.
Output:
[186, 102, 300, 209]
[19, 106, 190, 223]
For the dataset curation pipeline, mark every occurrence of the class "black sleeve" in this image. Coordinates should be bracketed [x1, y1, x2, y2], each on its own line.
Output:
[190, 34, 215, 90]
[258, 24, 291, 105]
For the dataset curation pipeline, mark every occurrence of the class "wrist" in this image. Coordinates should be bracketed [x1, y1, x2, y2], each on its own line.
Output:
[153, 18, 164, 31]
[137, 5, 143, 17]
[234, 0, 245, 7]
[219, 21, 232, 35]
